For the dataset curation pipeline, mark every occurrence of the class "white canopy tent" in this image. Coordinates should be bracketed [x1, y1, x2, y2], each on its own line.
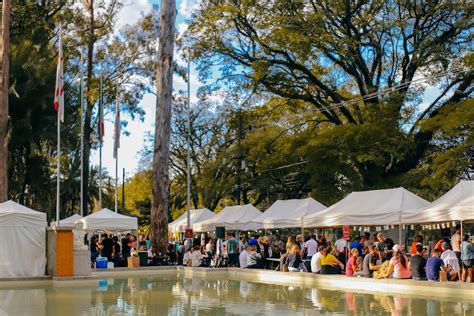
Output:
[168, 208, 214, 233]
[50, 213, 83, 228]
[79, 208, 137, 231]
[243, 197, 326, 230]
[304, 187, 430, 227]
[401, 180, 474, 224]
[0, 200, 47, 277]
[193, 204, 262, 232]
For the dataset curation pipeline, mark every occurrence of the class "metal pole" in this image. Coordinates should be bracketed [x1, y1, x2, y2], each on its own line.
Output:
[56, 95, 61, 226]
[98, 74, 103, 209]
[80, 53, 84, 217]
[186, 55, 191, 230]
[115, 141, 118, 213]
[122, 168, 125, 212]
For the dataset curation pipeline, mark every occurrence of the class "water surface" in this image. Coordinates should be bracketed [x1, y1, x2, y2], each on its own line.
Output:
[0, 276, 471, 315]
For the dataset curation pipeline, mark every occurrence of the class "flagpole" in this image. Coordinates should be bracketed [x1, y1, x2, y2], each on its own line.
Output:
[56, 94, 61, 226]
[99, 74, 103, 209]
[80, 52, 84, 217]
[114, 98, 118, 213]
[115, 147, 118, 213]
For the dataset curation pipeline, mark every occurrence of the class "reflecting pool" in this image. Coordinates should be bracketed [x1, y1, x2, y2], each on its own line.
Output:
[0, 276, 472, 315]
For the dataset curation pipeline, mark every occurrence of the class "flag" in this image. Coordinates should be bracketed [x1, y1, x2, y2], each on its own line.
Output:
[113, 99, 120, 159]
[54, 31, 64, 122]
[98, 75, 104, 142]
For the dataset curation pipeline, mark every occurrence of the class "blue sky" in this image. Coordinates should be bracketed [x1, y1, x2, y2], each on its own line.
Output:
[92, 0, 200, 180]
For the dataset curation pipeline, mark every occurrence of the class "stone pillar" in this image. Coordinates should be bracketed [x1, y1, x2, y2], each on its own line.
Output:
[46, 227, 74, 277]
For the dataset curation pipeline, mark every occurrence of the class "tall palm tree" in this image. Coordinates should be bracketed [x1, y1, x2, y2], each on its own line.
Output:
[0, 0, 11, 202]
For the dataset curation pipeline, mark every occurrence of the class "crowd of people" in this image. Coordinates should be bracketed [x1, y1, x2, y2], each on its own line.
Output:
[87, 225, 473, 283]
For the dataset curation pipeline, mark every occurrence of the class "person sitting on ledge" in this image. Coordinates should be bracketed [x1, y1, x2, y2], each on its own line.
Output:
[246, 245, 261, 269]
[362, 245, 381, 278]
[311, 245, 325, 274]
[183, 247, 193, 266]
[427, 249, 457, 281]
[409, 244, 427, 280]
[320, 246, 344, 275]
[345, 248, 359, 276]
[286, 244, 303, 272]
[383, 244, 411, 279]
[440, 242, 461, 277]
[191, 245, 207, 267]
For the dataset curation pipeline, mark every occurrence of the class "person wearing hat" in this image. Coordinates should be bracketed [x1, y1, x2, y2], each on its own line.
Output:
[440, 242, 461, 275]
[382, 244, 411, 279]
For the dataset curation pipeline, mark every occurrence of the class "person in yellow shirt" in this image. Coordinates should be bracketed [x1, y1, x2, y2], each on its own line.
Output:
[320, 246, 344, 274]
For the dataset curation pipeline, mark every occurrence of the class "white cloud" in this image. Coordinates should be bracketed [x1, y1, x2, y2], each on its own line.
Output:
[178, 0, 201, 19]
[116, 0, 153, 30]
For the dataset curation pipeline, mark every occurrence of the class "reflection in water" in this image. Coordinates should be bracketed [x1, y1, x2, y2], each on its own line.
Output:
[0, 277, 472, 315]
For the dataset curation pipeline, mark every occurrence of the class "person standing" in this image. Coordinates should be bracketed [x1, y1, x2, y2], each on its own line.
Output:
[304, 234, 318, 272]
[461, 234, 473, 282]
[121, 234, 131, 259]
[451, 224, 462, 273]
[100, 234, 114, 261]
[226, 233, 240, 267]
[112, 236, 122, 267]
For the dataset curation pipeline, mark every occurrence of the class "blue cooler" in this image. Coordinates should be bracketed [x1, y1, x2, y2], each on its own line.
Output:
[96, 257, 108, 269]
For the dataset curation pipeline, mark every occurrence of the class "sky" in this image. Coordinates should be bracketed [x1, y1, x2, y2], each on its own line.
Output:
[95, 0, 443, 181]
[92, 0, 201, 180]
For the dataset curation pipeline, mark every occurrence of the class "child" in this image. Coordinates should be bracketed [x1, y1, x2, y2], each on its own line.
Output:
[346, 248, 359, 276]
[286, 244, 303, 272]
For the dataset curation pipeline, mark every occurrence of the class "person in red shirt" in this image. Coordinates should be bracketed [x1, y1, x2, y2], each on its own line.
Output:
[411, 235, 423, 256]
[346, 248, 359, 276]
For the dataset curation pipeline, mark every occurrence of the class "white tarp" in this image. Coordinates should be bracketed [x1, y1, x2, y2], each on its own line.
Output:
[243, 197, 327, 230]
[50, 213, 83, 228]
[79, 208, 137, 231]
[0, 200, 47, 277]
[168, 208, 214, 232]
[304, 187, 430, 227]
[402, 180, 474, 224]
[193, 204, 262, 232]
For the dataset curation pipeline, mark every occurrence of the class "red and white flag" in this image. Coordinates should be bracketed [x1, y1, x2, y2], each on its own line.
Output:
[113, 99, 120, 159]
[54, 32, 64, 122]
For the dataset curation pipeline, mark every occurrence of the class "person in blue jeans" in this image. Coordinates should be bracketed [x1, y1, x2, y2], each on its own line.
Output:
[426, 249, 457, 281]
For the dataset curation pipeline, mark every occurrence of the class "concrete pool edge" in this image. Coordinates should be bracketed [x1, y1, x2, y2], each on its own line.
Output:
[1, 267, 473, 300]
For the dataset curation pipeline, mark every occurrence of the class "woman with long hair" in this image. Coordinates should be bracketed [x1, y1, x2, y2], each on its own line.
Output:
[320, 246, 344, 274]
[285, 244, 303, 272]
[384, 245, 411, 279]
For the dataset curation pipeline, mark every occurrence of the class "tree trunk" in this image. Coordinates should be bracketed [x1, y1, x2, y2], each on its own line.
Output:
[0, 0, 10, 203]
[150, 0, 176, 254]
[82, 0, 95, 215]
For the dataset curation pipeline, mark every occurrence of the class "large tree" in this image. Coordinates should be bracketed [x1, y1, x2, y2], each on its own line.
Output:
[0, 0, 10, 202]
[150, 0, 176, 253]
[187, 0, 473, 200]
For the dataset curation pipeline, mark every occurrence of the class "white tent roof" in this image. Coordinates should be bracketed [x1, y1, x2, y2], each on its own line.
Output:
[401, 180, 474, 224]
[193, 204, 262, 232]
[304, 187, 430, 227]
[168, 208, 214, 232]
[243, 197, 326, 230]
[0, 200, 46, 227]
[50, 214, 83, 228]
[79, 208, 137, 231]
